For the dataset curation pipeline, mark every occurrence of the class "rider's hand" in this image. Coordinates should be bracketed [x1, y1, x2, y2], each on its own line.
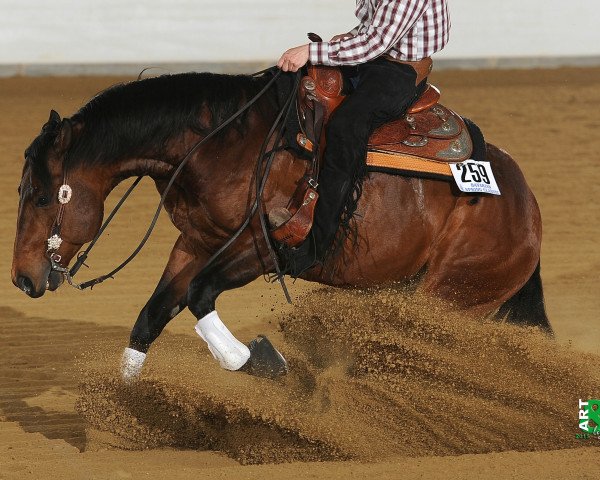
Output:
[330, 32, 353, 43]
[277, 44, 310, 72]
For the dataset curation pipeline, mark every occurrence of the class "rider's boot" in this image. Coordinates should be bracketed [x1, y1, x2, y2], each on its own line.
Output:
[272, 175, 352, 277]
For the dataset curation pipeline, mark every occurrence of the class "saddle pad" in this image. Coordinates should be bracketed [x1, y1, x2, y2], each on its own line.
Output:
[366, 150, 452, 179]
[366, 108, 474, 180]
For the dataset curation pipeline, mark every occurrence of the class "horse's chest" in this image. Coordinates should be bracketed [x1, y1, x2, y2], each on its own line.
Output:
[159, 187, 189, 233]
[166, 206, 188, 232]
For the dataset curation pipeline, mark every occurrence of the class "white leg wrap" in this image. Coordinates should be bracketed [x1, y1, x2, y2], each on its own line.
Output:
[121, 347, 147, 381]
[195, 311, 250, 371]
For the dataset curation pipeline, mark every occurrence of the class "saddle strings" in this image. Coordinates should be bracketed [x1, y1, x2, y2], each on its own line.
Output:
[64, 68, 300, 300]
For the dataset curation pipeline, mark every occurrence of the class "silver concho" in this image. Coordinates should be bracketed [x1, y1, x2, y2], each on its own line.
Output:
[303, 78, 316, 92]
[47, 234, 63, 252]
[58, 184, 72, 204]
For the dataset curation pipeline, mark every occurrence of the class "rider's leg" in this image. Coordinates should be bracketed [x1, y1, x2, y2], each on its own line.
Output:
[286, 59, 420, 274]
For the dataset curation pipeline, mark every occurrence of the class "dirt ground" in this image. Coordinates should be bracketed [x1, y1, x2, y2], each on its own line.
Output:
[1, 67, 599, 479]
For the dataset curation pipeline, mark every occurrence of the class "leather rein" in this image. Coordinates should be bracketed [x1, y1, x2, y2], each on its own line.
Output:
[46, 68, 300, 302]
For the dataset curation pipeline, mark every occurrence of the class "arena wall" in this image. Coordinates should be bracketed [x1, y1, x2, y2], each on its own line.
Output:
[0, 0, 598, 75]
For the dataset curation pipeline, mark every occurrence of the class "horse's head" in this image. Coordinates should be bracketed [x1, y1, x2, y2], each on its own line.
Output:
[12, 110, 104, 298]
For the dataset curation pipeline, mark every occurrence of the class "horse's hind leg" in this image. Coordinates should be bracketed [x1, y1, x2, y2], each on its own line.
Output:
[418, 194, 543, 325]
[187, 243, 287, 378]
[122, 236, 203, 380]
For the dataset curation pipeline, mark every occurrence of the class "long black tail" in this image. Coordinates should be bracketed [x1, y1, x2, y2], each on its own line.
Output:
[494, 261, 553, 334]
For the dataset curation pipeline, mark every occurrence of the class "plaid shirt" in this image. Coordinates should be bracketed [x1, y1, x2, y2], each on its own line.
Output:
[309, 0, 450, 65]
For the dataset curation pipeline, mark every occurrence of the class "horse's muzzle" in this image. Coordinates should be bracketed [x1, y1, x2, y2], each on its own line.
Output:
[12, 263, 63, 298]
[47, 270, 64, 292]
[15, 274, 44, 298]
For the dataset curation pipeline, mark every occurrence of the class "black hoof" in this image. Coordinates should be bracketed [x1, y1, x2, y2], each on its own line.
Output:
[241, 335, 288, 379]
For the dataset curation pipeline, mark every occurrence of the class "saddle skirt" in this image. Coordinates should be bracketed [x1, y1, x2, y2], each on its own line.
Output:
[296, 66, 472, 179]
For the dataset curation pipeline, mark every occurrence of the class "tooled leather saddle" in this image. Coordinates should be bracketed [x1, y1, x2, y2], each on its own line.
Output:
[270, 64, 474, 247]
[296, 65, 473, 173]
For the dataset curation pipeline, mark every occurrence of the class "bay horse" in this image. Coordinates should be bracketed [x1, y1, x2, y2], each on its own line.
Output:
[11, 70, 550, 379]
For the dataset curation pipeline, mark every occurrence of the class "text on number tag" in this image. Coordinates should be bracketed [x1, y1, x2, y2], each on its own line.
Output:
[450, 160, 501, 196]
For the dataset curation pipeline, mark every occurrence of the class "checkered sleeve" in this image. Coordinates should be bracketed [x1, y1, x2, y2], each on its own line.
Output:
[355, 0, 369, 23]
[309, 42, 328, 65]
[309, 0, 429, 66]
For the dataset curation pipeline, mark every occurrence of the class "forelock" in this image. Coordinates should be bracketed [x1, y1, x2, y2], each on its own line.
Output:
[24, 119, 61, 189]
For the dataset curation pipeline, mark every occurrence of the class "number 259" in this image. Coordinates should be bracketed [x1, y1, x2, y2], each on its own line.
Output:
[460, 163, 490, 184]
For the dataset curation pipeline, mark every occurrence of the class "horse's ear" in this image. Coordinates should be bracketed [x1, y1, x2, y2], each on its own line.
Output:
[49, 109, 61, 125]
[54, 118, 73, 152]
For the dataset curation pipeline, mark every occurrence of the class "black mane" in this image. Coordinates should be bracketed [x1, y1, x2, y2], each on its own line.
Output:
[23, 69, 302, 191]
[66, 72, 272, 166]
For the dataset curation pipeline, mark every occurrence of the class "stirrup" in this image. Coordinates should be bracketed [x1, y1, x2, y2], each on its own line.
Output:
[269, 186, 319, 248]
[268, 207, 292, 229]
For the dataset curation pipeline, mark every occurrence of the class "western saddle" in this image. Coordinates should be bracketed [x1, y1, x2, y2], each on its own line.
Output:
[270, 64, 473, 247]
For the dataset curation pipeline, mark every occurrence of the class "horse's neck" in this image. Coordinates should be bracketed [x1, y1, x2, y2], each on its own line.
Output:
[117, 156, 175, 178]
[95, 90, 287, 224]
[101, 156, 174, 194]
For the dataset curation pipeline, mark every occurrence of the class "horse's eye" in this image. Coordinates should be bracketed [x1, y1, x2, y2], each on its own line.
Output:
[35, 195, 49, 207]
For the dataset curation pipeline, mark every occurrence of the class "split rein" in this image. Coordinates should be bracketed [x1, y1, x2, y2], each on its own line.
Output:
[47, 68, 300, 302]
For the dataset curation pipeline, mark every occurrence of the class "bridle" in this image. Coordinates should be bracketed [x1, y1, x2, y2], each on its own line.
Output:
[45, 166, 75, 279]
[45, 67, 301, 302]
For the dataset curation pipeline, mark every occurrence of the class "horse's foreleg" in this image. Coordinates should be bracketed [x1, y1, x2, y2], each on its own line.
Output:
[122, 236, 202, 380]
[186, 245, 287, 378]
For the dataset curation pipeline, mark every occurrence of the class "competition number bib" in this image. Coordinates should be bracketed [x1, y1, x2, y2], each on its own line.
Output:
[450, 160, 501, 196]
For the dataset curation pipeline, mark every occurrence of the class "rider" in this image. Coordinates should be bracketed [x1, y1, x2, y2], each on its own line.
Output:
[275, 0, 450, 275]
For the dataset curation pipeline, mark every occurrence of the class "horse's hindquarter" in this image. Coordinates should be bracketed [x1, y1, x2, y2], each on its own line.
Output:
[313, 145, 543, 314]
[416, 144, 542, 311]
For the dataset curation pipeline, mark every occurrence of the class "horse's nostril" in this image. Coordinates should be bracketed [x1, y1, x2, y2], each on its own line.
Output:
[17, 275, 34, 295]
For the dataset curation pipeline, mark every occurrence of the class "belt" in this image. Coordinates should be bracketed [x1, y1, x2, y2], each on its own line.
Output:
[383, 55, 433, 85]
